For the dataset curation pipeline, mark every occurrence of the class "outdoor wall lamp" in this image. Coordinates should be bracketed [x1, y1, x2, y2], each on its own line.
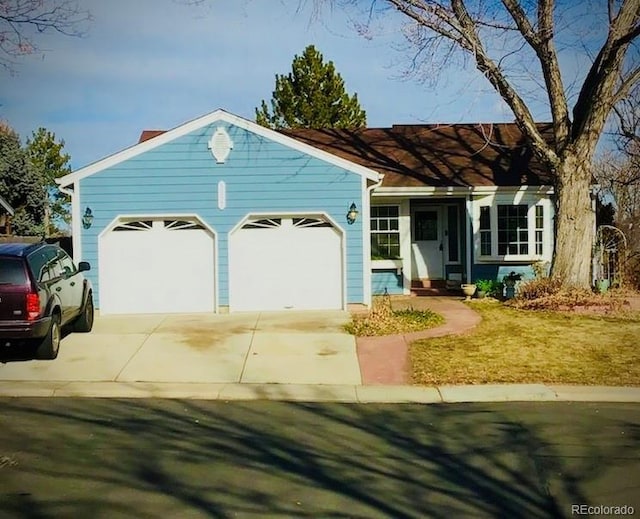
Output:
[346, 202, 359, 224]
[82, 207, 94, 229]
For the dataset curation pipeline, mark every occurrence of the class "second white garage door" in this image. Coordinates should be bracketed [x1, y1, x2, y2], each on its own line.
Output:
[99, 218, 215, 314]
[229, 216, 343, 311]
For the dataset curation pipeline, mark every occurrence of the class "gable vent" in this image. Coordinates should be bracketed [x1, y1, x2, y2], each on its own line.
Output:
[208, 126, 233, 163]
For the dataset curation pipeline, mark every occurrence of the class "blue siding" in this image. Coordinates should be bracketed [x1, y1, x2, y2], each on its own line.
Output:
[471, 263, 536, 283]
[79, 123, 365, 308]
[371, 269, 403, 295]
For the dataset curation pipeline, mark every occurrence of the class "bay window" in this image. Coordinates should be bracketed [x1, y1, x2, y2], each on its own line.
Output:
[476, 200, 550, 260]
[497, 204, 528, 255]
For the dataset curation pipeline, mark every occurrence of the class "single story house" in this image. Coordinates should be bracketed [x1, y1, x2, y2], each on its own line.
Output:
[0, 194, 15, 235]
[56, 109, 556, 315]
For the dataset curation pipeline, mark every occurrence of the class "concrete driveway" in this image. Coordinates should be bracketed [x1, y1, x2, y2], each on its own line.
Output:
[0, 311, 362, 385]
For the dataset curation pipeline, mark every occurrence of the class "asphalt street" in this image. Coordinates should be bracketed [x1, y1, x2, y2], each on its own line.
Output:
[1, 399, 639, 518]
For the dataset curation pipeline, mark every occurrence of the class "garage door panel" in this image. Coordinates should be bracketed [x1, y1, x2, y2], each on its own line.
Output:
[284, 227, 341, 310]
[230, 217, 343, 311]
[99, 219, 215, 315]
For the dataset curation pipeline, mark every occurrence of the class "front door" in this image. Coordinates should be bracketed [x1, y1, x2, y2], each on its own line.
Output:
[411, 207, 444, 279]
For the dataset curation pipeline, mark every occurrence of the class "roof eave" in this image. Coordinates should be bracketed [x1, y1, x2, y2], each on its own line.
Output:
[57, 109, 381, 188]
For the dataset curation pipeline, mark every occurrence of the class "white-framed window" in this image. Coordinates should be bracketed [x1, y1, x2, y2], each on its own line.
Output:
[535, 205, 544, 255]
[479, 206, 492, 257]
[371, 205, 400, 259]
[475, 196, 552, 261]
[497, 204, 529, 255]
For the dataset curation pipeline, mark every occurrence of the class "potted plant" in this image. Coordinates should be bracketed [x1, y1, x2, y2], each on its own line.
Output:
[460, 283, 477, 300]
[503, 272, 522, 299]
[475, 279, 494, 298]
[489, 281, 504, 299]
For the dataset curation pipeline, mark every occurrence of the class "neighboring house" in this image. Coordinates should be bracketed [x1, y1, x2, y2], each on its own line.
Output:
[0, 194, 15, 235]
[56, 109, 557, 315]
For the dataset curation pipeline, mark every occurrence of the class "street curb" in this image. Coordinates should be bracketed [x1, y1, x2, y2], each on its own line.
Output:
[0, 382, 639, 403]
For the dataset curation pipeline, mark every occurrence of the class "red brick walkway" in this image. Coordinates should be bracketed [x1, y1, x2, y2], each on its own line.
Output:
[356, 296, 481, 385]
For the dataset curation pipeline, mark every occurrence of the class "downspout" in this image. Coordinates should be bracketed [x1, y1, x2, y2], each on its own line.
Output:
[363, 174, 384, 307]
[465, 188, 473, 284]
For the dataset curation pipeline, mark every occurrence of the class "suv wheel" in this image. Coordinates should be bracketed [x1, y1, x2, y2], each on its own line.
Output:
[74, 293, 94, 333]
[36, 313, 61, 360]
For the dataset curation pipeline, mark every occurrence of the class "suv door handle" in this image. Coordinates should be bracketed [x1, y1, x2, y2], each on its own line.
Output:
[69, 281, 75, 286]
[55, 287, 62, 292]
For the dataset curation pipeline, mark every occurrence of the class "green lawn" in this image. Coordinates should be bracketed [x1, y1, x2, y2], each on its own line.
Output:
[410, 301, 640, 386]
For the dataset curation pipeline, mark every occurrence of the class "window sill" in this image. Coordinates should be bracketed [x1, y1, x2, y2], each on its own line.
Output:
[371, 259, 403, 275]
[475, 255, 544, 264]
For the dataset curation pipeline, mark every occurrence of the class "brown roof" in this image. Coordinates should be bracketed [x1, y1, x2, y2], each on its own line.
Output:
[137, 122, 554, 187]
[282, 123, 554, 187]
[139, 130, 166, 143]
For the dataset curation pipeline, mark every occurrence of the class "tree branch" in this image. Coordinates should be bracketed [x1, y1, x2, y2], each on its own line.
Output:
[0, 0, 91, 71]
[572, 0, 640, 147]
[500, 0, 570, 148]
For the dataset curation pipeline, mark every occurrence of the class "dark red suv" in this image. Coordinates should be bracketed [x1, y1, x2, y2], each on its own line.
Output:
[0, 242, 94, 359]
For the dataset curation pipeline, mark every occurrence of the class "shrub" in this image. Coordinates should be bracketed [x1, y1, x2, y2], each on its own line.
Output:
[508, 277, 628, 312]
[516, 277, 563, 300]
[475, 279, 494, 293]
[531, 260, 550, 279]
[489, 281, 504, 298]
[345, 294, 443, 336]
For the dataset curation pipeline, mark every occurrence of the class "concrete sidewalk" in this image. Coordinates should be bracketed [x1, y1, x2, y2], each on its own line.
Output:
[1, 381, 639, 403]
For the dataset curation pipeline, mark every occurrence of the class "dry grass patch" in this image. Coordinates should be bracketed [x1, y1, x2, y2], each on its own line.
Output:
[410, 301, 640, 386]
[345, 295, 443, 337]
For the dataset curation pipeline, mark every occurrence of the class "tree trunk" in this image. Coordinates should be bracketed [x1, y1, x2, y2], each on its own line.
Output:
[551, 152, 595, 288]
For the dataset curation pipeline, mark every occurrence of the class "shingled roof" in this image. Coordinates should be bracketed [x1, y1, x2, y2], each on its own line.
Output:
[281, 123, 555, 187]
[139, 121, 555, 187]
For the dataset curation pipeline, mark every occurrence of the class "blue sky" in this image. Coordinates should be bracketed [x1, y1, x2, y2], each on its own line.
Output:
[1, 0, 593, 170]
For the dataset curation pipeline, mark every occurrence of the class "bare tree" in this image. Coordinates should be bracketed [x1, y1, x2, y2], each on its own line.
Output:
[0, 0, 91, 72]
[311, 0, 640, 288]
[595, 84, 640, 286]
[613, 84, 640, 171]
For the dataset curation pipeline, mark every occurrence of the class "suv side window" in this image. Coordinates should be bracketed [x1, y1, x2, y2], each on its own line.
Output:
[57, 251, 76, 278]
[45, 248, 64, 280]
[29, 247, 62, 283]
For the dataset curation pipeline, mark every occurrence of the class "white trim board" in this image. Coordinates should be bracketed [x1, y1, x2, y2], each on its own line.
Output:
[57, 109, 382, 187]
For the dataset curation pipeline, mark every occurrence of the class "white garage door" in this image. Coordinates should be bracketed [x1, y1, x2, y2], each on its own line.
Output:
[99, 218, 215, 314]
[230, 216, 343, 311]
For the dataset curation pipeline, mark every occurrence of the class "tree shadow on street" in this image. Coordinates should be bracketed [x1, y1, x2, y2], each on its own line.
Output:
[0, 399, 638, 518]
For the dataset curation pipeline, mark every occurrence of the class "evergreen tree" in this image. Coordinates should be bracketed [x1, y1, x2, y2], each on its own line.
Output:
[256, 45, 366, 129]
[26, 128, 72, 236]
[0, 123, 45, 236]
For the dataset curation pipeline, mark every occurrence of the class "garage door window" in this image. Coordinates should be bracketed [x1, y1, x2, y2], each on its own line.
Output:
[164, 220, 205, 230]
[292, 217, 332, 228]
[243, 218, 281, 229]
[114, 220, 153, 231]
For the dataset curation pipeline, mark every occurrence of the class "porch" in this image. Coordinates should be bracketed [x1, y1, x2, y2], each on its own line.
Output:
[370, 197, 469, 296]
